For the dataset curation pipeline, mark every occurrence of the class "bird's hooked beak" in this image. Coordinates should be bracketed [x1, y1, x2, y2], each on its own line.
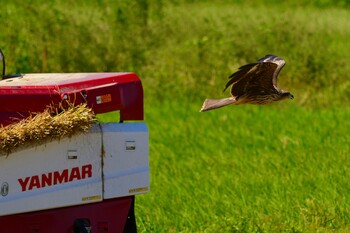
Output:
[282, 92, 294, 100]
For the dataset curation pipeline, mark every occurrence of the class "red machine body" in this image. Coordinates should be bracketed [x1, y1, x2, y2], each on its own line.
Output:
[0, 197, 134, 233]
[0, 73, 148, 233]
[0, 72, 144, 125]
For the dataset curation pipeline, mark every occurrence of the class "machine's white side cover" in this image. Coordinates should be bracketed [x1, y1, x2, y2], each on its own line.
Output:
[102, 123, 149, 199]
[0, 123, 149, 216]
[0, 126, 103, 216]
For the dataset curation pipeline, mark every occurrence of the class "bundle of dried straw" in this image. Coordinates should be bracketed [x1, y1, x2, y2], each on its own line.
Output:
[0, 104, 95, 155]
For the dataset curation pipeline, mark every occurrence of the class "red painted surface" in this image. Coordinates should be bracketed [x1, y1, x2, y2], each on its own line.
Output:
[0, 72, 144, 125]
[0, 197, 133, 233]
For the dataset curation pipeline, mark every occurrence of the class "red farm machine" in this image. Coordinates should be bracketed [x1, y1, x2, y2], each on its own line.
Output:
[0, 50, 150, 233]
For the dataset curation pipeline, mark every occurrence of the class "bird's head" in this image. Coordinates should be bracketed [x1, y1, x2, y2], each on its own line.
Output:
[281, 92, 294, 100]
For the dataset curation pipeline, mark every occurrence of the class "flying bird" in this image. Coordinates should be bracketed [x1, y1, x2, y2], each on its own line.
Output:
[200, 55, 293, 112]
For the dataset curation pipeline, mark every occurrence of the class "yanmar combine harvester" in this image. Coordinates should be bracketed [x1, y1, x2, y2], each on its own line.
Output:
[0, 51, 149, 233]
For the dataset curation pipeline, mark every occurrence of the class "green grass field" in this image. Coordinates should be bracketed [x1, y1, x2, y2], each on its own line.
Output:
[137, 102, 349, 232]
[1, 1, 350, 232]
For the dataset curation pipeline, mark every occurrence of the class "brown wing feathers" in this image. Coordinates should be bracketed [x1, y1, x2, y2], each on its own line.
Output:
[224, 62, 278, 97]
[223, 63, 257, 92]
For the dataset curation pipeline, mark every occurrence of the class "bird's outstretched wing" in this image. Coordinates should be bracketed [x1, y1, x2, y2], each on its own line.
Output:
[224, 55, 285, 97]
[257, 55, 285, 88]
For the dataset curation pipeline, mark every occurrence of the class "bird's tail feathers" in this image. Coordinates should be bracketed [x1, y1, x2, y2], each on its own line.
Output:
[200, 97, 236, 112]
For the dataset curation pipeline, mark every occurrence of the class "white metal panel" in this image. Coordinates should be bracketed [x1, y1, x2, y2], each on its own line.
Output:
[102, 123, 150, 199]
[0, 122, 150, 216]
[0, 125, 103, 216]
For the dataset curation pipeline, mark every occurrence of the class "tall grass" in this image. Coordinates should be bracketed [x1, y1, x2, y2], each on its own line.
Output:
[1, 1, 350, 106]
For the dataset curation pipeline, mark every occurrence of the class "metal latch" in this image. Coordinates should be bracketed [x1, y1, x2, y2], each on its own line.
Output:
[67, 150, 78, 160]
[125, 141, 136, 151]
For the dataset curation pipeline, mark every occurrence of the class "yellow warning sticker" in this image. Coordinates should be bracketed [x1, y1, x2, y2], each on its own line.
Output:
[82, 195, 102, 201]
[129, 186, 149, 194]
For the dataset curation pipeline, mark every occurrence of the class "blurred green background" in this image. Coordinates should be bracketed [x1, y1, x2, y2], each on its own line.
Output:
[1, 1, 349, 232]
[1, 0, 350, 106]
